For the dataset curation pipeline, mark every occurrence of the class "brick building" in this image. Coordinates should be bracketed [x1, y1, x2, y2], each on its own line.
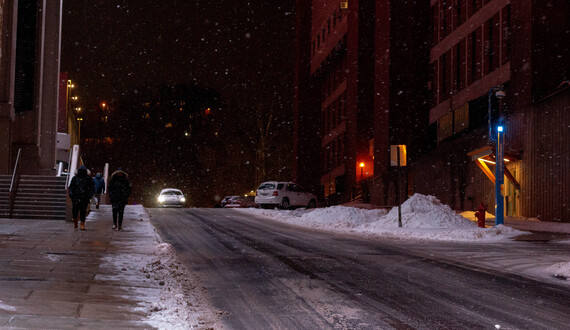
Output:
[294, 0, 569, 221]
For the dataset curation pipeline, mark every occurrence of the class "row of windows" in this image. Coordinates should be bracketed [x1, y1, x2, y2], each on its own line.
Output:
[320, 56, 348, 101]
[312, 8, 345, 56]
[321, 91, 347, 135]
[322, 133, 346, 173]
[433, 0, 495, 44]
[432, 5, 510, 106]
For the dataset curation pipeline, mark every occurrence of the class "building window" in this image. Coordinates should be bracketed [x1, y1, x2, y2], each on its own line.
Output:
[454, 103, 469, 133]
[484, 14, 500, 74]
[432, 4, 439, 46]
[440, 50, 452, 101]
[501, 4, 511, 65]
[440, 0, 449, 39]
[438, 112, 453, 141]
[14, 0, 39, 112]
[340, 91, 347, 120]
[454, 39, 466, 92]
[456, 0, 467, 27]
[468, 28, 482, 84]
[333, 11, 337, 27]
[468, 0, 482, 18]
[437, 103, 470, 141]
[431, 61, 438, 106]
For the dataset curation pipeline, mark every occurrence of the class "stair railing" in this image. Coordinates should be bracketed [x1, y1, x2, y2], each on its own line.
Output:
[9, 148, 22, 218]
[67, 144, 81, 187]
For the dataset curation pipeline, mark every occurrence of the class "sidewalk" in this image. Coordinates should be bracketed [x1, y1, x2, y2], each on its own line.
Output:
[0, 205, 164, 329]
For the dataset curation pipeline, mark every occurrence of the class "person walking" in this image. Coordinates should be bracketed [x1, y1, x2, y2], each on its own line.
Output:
[108, 167, 131, 230]
[93, 172, 105, 209]
[68, 165, 95, 230]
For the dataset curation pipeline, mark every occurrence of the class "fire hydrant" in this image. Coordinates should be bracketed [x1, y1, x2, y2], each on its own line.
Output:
[474, 202, 487, 228]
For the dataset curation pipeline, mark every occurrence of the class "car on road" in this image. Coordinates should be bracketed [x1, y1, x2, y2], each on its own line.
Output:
[255, 181, 317, 209]
[157, 188, 187, 208]
[224, 196, 257, 208]
[221, 196, 239, 208]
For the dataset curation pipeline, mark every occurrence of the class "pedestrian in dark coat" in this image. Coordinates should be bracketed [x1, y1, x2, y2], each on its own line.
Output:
[108, 167, 131, 230]
[68, 165, 95, 230]
[93, 173, 105, 209]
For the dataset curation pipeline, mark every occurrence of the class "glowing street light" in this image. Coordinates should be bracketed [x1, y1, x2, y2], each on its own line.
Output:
[359, 162, 365, 181]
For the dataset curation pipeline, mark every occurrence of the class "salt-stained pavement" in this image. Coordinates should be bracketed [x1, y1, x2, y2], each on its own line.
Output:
[0, 205, 220, 329]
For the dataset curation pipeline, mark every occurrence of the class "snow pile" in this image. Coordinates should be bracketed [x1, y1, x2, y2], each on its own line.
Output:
[138, 243, 220, 329]
[0, 300, 16, 311]
[301, 205, 388, 228]
[238, 193, 526, 242]
[368, 193, 472, 229]
[546, 262, 570, 281]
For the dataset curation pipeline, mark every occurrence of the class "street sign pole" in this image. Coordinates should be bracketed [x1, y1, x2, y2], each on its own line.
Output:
[495, 126, 505, 226]
[397, 146, 402, 227]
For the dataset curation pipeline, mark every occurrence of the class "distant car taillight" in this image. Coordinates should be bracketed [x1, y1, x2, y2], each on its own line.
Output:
[272, 191, 278, 196]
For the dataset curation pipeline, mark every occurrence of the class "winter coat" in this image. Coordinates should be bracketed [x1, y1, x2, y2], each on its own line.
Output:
[108, 170, 131, 207]
[69, 167, 95, 204]
[93, 174, 105, 194]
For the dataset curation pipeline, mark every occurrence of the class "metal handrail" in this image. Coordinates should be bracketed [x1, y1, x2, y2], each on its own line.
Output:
[9, 148, 22, 218]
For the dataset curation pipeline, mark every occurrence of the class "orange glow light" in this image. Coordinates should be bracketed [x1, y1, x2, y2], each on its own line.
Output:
[359, 162, 365, 168]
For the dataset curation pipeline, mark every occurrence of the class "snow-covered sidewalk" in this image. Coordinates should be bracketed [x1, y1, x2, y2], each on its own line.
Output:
[98, 205, 223, 329]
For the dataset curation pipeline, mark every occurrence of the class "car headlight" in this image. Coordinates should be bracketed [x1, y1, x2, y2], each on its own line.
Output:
[180, 197, 186, 202]
[158, 196, 165, 203]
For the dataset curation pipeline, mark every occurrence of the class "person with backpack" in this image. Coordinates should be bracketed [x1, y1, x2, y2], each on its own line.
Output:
[108, 167, 131, 230]
[93, 172, 105, 209]
[68, 165, 95, 230]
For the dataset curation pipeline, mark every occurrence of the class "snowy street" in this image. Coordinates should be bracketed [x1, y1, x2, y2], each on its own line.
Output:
[148, 197, 570, 329]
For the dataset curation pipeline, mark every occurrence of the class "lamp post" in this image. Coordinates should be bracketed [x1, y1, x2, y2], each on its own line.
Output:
[66, 80, 75, 132]
[77, 117, 83, 142]
[488, 87, 505, 226]
[359, 162, 365, 181]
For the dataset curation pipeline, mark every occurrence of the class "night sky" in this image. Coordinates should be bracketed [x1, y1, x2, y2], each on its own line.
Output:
[61, 0, 295, 111]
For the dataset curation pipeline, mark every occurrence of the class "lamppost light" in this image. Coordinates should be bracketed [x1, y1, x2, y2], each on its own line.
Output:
[497, 126, 504, 132]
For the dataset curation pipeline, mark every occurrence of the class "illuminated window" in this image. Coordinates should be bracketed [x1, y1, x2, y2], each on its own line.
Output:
[438, 103, 470, 142]
[438, 112, 453, 141]
[454, 104, 469, 133]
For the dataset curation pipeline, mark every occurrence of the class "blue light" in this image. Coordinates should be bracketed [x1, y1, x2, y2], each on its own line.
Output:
[497, 126, 504, 132]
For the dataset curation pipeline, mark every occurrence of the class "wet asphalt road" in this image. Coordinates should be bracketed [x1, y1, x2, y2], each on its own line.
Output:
[148, 208, 570, 330]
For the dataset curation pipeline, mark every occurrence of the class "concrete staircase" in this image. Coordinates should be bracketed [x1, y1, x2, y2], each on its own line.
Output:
[0, 175, 10, 218]
[0, 175, 67, 220]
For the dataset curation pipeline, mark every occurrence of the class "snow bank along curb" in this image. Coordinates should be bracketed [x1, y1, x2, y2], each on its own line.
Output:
[238, 193, 526, 242]
[99, 205, 221, 329]
[237, 193, 570, 282]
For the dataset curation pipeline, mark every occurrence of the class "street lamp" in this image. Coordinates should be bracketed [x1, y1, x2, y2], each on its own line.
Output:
[488, 87, 505, 226]
[488, 86, 505, 143]
[77, 117, 83, 142]
[359, 162, 365, 181]
[66, 80, 75, 131]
